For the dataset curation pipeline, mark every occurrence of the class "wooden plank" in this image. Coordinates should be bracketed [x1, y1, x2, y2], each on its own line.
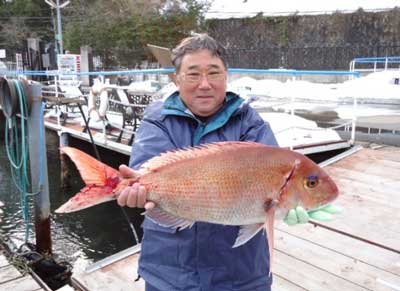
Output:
[326, 163, 400, 186]
[42, 96, 85, 105]
[274, 250, 369, 291]
[75, 249, 306, 291]
[336, 180, 400, 209]
[276, 222, 400, 276]
[326, 151, 400, 181]
[326, 167, 400, 199]
[272, 274, 307, 291]
[314, 193, 399, 252]
[327, 174, 400, 212]
[330, 170, 400, 208]
[327, 195, 400, 252]
[274, 227, 400, 291]
[361, 147, 400, 163]
[319, 147, 400, 252]
[0, 254, 9, 268]
[0, 265, 23, 283]
[72, 252, 144, 291]
[331, 147, 400, 165]
[0, 276, 43, 291]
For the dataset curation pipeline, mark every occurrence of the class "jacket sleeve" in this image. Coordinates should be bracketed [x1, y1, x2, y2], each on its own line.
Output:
[240, 106, 279, 146]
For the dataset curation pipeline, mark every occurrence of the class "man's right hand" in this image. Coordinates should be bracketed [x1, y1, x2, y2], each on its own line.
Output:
[117, 165, 155, 209]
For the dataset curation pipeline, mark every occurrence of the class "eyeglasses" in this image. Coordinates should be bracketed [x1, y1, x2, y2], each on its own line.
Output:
[179, 70, 226, 83]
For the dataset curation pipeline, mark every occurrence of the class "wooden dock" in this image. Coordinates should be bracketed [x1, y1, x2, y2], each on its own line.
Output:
[44, 113, 351, 157]
[0, 243, 76, 291]
[71, 144, 400, 291]
[0, 247, 48, 291]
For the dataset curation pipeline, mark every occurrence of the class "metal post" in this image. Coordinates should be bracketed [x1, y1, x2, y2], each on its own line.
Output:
[350, 96, 357, 145]
[59, 131, 70, 189]
[56, 0, 63, 53]
[45, 0, 70, 54]
[27, 82, 52, 255]
[290, 75, 296, 150]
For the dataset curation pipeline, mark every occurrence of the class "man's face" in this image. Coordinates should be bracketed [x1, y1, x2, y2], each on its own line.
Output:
[176, 49, 227, 117]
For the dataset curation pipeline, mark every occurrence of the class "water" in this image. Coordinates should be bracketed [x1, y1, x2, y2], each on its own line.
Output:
[0, 129, 144, 271]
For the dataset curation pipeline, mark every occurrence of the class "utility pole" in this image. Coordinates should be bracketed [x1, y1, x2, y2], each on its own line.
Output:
[45, 0, 70, 54]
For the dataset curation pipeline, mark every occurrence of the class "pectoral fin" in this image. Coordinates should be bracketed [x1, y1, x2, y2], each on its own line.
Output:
[233, 223, 264, 248]
[144, 207, 195, 230]
[265, 208, 276, 276]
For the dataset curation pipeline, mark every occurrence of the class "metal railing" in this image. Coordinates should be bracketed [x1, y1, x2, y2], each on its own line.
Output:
[1, 68, 360, 148]
[350, 56, 400, 72]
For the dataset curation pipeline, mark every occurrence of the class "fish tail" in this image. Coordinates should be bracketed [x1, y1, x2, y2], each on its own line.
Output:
[55, 185, 117, 213]
[56, 147, 122, 213]
[60, 146, 120, 187]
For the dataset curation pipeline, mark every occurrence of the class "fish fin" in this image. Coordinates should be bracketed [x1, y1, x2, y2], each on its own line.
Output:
[61, 147, 120, 186]
[55, 185, 116, 213]
[264, 198, 279, 212]
[144, 207, 195, 230]
[140, 141, 266, 173]
[232, 223, 264, 248]
[265, 208, 276, 277]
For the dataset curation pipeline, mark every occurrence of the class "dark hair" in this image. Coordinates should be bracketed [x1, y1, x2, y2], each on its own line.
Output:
[171, 33, 228, 72]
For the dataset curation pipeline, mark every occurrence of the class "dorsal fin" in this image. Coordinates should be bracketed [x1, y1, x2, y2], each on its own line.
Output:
[140, 141, 264, 173]
[60, 147, 120, 186]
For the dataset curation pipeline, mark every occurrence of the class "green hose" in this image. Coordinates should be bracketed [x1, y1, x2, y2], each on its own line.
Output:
[5, 79, 33, 242]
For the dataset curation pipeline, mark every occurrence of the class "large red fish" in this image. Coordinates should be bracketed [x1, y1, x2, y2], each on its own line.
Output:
[55, 142, 338, 256]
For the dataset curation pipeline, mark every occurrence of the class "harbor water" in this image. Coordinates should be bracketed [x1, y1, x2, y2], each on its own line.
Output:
[0, 129, 143, 271]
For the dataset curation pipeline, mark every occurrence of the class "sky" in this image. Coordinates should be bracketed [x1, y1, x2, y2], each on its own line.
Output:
[205, 0, 400, 18]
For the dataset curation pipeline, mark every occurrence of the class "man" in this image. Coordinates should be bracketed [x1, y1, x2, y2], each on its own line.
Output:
[117, 34, 334, 290]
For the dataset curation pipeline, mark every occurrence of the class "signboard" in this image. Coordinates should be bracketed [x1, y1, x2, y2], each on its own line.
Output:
[16, 53, 23, 71]
[0, 49, 6, 59]
[57, 54, 81, 73]
[57, 53, 81, 81]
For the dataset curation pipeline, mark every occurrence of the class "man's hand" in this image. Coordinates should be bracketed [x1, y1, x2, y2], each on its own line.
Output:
[284, 205, 342, 226]
[117, 165, 155, 209]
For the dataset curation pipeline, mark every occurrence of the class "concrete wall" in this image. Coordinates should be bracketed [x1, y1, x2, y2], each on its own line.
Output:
[206, 8, 400, 70]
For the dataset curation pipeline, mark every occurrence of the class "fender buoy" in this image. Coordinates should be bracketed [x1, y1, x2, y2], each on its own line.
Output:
[88, 83, 109, 120]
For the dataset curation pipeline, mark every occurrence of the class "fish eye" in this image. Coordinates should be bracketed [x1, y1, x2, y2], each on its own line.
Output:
[305, 175, 319, 189]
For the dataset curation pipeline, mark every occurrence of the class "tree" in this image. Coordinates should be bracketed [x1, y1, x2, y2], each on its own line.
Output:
[0, 0, 53, 60]
[63, 0, 211, 69]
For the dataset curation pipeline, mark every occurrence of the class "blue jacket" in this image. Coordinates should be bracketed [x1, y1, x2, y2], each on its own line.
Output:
[129, 91, 278, 291]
